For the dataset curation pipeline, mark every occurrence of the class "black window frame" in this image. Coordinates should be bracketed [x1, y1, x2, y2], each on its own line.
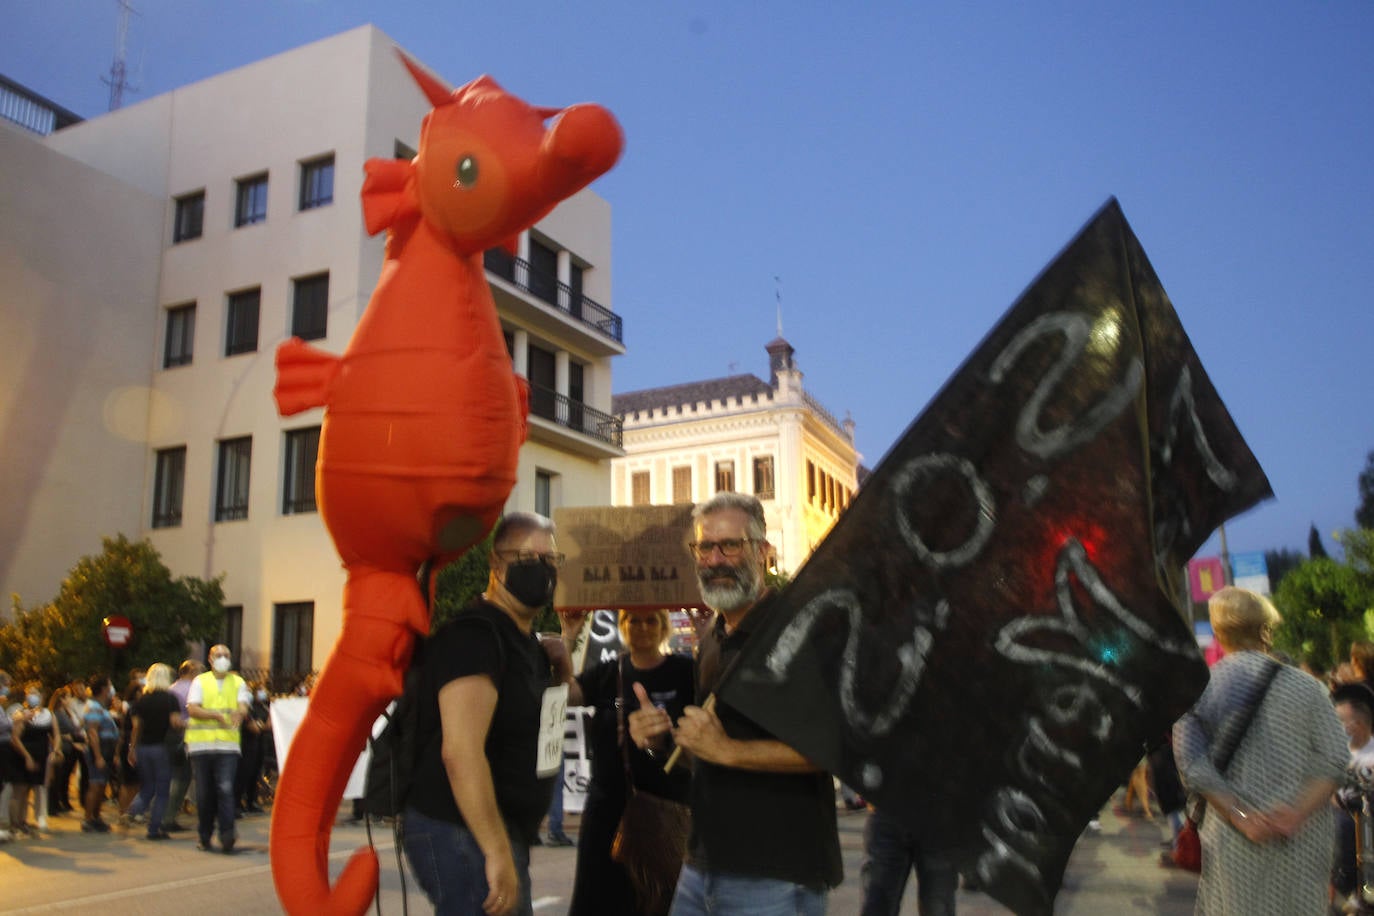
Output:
[273, 601, 314, 685]
[282, 426, 320, 515]
[222, 605, 243, 665]
[173, 190, 205, 243]
[151, 446, 186, 528]
[225, 288, 260, 356]
[290, 272, 329, 341]
[215, 436, 252, 522]
[298, 154, 335, 211]
[234, 172, 268, 227]
[528, 237, 558, 305]
[163, 303, 196, 368]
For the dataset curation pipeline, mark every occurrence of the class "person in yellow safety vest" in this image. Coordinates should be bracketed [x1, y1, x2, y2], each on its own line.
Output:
[186, 645, 250, 854]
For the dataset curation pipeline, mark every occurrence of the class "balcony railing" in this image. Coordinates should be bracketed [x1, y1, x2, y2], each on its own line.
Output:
[484, 249, 623, 344]
[528, 383, 623, 448]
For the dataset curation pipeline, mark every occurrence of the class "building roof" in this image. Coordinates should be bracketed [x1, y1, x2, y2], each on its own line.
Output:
[613, 374, 772, 416]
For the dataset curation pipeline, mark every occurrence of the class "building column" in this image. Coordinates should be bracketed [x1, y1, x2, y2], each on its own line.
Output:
[512, 329, 529, 376]
[555, 349, 570, 397]
[776, 411, 804, 574]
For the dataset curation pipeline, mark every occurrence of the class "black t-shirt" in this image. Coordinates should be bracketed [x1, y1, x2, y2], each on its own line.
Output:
[687, 592, 844, 890]
[408, 600, 557, 844]
[578, 653, 693, 804]
[132, 690, 181, 745]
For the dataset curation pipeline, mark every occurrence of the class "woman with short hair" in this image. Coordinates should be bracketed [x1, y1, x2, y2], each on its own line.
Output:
[568, 609, 693, 916]
[123, 663, 184, 840]
[1174, 586, 1348, 914]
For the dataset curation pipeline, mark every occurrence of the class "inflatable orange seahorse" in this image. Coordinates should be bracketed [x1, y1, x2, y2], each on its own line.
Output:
[268, 52, 622, 916]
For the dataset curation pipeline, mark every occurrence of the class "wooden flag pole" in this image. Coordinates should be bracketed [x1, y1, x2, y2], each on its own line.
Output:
[663, 694, 715, 774]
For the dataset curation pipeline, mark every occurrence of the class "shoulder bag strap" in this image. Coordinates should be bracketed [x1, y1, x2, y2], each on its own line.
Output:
[616, 654, 636, 794]
[1213, 659, 1283, 776]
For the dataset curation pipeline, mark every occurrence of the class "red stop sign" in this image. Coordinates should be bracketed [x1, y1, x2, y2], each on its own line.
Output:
[102, 615, 133, 649]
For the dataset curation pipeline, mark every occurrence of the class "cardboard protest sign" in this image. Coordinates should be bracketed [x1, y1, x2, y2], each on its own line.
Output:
[553, 504, 703, 611]
[716, 200, 1272, 914]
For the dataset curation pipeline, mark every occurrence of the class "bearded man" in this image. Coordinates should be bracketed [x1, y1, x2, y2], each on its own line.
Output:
[629, 491, 843, 915]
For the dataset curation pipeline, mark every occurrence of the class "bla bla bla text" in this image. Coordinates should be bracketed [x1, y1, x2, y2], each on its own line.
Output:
[582, 566, 680, 583]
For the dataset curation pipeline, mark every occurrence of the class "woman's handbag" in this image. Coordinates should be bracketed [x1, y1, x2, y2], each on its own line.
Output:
[1171, 819, 1202, 872]
[610, 656, 691, 914]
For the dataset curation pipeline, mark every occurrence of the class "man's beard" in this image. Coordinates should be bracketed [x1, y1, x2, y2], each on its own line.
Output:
[697, 561, 761, 614]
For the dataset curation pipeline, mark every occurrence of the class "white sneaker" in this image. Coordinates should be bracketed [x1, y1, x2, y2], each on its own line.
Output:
[0, 829, 12, 843]
[36, 815, 48, 830]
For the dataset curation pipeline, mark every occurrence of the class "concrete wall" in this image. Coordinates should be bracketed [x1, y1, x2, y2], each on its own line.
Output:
[0, 124, 164, 612]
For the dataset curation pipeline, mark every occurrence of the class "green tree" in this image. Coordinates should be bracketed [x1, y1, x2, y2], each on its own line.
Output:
[1271, 557, 1373, 671]
[1309, 524, 1329, 559]
[1357, 451, 1374, 529]
[433, 530, 496, 629]
[1263, 548, 1305, 592]
[0, 535, 224, 690]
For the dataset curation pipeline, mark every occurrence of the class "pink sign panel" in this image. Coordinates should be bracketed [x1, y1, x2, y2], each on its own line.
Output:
[1188, 556, 1226, 603]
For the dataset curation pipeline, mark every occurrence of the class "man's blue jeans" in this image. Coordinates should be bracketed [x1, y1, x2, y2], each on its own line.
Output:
[859, 808, 957, 916]
[128, 743, 172, 835]
[191, 751, 238, 847]
[402, 806, 532, 916]
[669, 864, 827, 916]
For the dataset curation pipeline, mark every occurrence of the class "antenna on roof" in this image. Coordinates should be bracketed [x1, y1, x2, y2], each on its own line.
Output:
[102, 0, 140, 111]
[774, 275, 784, 337]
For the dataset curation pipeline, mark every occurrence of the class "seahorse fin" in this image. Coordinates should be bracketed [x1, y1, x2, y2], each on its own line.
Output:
[361, 158, 419, 237]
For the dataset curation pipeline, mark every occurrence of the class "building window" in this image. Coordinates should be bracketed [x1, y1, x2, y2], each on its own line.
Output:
[535, 470, 554, 517]
[234, 172, 268, 226]
[568, 262, 584, 318]
[291, 272, 329, 340]
[298, 154, 334, 210]
[282, 426, 320, 515]
[631, 471, 650, 507]
[568, 361, 586, 433]
[753, 456, 776, 500]
[715, 460, 735, 494]
[484, 247, 516, 283]
[273, 602, 314, 686]
[528, 238, 558, 305]
[807, 460, 816, 503]
[672, 466, 692, 504]
[151, 446, 186, 528]
[222, 605, 243, 667]
[163, 303, 195, 368]
[173, 190, 204, 243]
[225, 288, 260, 356]
[527, 343, 556, 421]
[215, 436, 252, 521]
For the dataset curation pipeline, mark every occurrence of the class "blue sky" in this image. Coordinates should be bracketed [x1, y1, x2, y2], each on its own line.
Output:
[4, 1, 1371, 562]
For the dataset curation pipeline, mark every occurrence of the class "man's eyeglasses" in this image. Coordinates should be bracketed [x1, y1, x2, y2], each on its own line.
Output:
[497, 550, 566, 568]
[688, 538, 752, 560]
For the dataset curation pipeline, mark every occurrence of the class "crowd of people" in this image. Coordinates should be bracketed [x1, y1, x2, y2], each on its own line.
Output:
[0, 649, 275, 850]
[14, 500, 1374, 916]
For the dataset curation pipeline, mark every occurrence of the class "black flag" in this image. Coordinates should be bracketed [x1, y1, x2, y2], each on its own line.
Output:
[716, 199, 1272, 914]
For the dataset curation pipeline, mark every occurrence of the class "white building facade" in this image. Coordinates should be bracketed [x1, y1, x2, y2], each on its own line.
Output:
[0, 26, 625, 682]
[611, 337, 861, 576]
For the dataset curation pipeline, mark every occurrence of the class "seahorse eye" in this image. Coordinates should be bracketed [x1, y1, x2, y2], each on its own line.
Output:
[455, 155, 479, 188]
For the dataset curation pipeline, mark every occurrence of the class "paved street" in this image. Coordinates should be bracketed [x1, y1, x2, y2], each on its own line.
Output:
[0, 796, 1196, 914]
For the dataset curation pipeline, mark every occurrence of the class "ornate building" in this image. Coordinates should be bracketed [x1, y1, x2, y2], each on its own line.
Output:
[611, 337, 861, 575]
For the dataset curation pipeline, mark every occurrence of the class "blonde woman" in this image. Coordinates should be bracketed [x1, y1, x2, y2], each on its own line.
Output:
[123, 664, 184, 840]
[1174, 586, 1347, 915]
[569, 610, 694, 916]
